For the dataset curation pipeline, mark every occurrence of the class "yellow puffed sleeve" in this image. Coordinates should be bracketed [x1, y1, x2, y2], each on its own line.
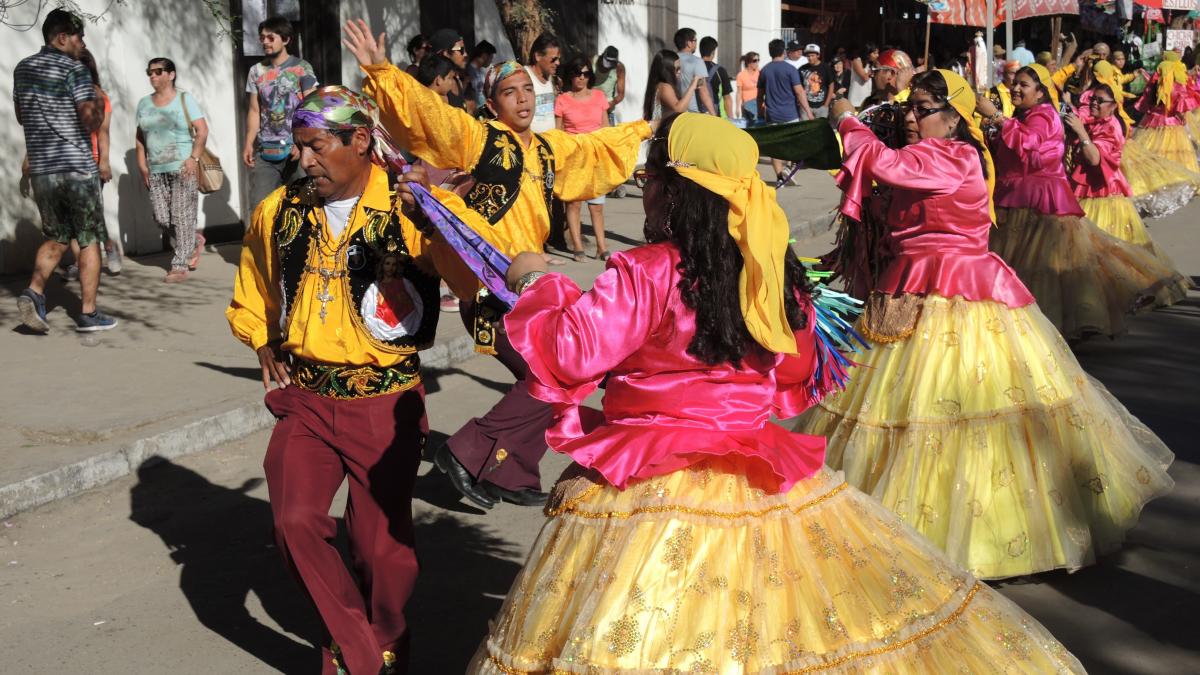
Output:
[1051, 63, 1075, 92]
[226, 188, 285, 350]
[361, 62, 487, 173]
[543, 120, 652, 202]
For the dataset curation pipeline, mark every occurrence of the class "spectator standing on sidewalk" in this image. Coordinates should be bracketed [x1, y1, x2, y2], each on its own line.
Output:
[642, 49, 700, 121]
[737, 52, 761, 123]
[136, 58, 210, 283]
[594, 45, 625, 125]
[430, 28, 473, 112]
[467, 40, 497, 110]
[242, 15, 318, 209]
[555, 58, 612, 261]
[797, 43, 835, 119]
[526, 34, 561, 133]
[14, 8, 116, 333]
[785, 40, 808, 70]
[757, 39, 806, 184]
[700, 36, 734, 118]
[403, 33, 431, 77]
[674, 27, 717, 114]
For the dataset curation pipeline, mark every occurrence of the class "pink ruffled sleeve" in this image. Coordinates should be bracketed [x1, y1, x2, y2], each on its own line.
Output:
[771, 303, 820, 418]
[999, 104, 1060, 160]
[505, 251, 667, 406]
[836, 117, 969, 221]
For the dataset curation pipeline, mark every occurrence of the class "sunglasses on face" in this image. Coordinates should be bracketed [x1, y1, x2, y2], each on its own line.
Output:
[1089, 97, 1116, 105]
[751, 59, 760, 63]
[572, 71, 590, 78]
[449, 46, 465, 53]
[146, 68, 166, 76]
[633, 169, 656, 189]
[904, 104, 947, 119]
[549, 56, 561, 63]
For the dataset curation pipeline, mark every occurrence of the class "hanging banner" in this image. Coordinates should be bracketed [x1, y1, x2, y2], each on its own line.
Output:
[1161, 1, 1199, 11]
[1165, 29, 1196, 51]
[929, 0, 1080, 28]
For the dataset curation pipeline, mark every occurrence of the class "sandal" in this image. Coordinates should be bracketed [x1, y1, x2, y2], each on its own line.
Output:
[188, 232, 206, 270]
[572, 250, 587, 263]
[596, 249, 611, 261]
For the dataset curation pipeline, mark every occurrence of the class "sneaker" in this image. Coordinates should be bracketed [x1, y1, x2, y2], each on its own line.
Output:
[105, 246, 122, 275]
[439, 294, 460, 312]
[75, 309, 117, 332]
[17, 288, 49, 333]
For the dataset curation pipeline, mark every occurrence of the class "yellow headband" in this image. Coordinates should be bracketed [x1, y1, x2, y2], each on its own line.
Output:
[666, 113, 797, 355]
[1027, 63, 1060, 109]
[1092, 60, 1133, 126]
[927, 69, 997, 224]
[1156, 51, 1188, 110]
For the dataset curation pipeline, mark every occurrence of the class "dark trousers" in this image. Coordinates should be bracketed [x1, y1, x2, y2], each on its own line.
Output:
[263, 385, 426, 675]
[446, 300, 555, 491]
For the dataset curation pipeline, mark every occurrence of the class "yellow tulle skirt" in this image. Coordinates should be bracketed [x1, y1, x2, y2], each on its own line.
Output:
[989, 207, 1184, 339]
[1187, 108, 1200, 149]
[469, 459, 1085, 674]
[1131, 124, 1200, 174]
[1120, 137, 1200, 218]
[1078, 195, 1191, 306]
[794, 295, 1174, 580]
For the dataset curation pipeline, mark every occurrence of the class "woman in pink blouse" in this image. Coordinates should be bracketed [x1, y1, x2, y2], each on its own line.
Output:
[1067, 81, 1189, 307]
[978, 64, 1181, 340]
[555, 59, 612, 261]
[465, 112, 1084, 674]
[798, 70, 1172, 581]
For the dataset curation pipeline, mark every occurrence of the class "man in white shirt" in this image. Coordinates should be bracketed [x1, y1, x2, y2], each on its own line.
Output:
[525, 33, 559, 133]
[673, 27, 717, 115]
[785, 40, 808, 70]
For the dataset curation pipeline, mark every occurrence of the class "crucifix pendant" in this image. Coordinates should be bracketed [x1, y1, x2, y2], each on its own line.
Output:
[316, 276, 335, 323]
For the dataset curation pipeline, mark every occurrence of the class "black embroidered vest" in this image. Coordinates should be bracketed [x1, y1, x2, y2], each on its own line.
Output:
[463, 124, 555, 224]
[272, 179, 440, 354]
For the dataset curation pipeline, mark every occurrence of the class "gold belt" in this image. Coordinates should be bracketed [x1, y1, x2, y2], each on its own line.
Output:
[293, 356, 420, 399]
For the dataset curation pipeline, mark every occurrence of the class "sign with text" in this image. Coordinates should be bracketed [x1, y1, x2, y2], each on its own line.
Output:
[1165, 29, 1196, 52]
[1162, 1, 1200, 11]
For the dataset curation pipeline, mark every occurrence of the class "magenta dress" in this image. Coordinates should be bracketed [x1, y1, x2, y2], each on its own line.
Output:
[988, 102, 1177, 339]
[469, 242, 1086, 674]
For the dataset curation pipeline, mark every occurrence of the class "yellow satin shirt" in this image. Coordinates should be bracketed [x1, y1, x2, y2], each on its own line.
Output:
[360, 62, 651, 258]
[226, 164, 481, 365]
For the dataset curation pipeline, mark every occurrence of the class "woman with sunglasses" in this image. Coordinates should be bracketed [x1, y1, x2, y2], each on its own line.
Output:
[799, 70, 1173, 582]
[555, 59, 612, 261]
[642, 49, 700, 121]
[469, 111, 1083, 674]
[135, 57, 209, 282]
[736, 51, 760, 123]
[977, 65, 1180, 340]
[1064, 82, 1189, 306]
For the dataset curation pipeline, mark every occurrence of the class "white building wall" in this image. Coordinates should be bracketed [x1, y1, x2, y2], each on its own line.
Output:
[340, 0, 422, 90]
[0, 0, 244, 272]
[679, 0, 721, 42]
[475, 0, 518, 63]
[597, 0, 651, 126]
[741, 0, 782, 60]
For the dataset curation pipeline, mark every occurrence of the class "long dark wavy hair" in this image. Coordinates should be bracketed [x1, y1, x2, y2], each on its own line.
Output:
[910, 70, 990, 180]
[643, 49, 680, 121]
[644, 113, 811, 366]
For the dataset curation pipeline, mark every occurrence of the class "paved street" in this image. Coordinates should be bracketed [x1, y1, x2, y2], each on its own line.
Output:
[1, 172, 1197, 674]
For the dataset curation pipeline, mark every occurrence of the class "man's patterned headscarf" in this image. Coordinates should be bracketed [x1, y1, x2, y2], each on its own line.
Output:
[483, 60, 526, 100]
[293, 85, 380, 131]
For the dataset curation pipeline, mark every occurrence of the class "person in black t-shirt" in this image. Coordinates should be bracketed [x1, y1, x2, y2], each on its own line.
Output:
[797, 44, 835, 119]
[699, 36, 734, 117]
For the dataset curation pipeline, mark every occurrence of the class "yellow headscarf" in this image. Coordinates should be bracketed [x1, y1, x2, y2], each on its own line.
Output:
[1156, 51, 1188, 110]
[927, 69, 997, 224]
[1027, 63, 1061, 110]
[666, 113, 797, 355]
[1092, 60, 1134, 127]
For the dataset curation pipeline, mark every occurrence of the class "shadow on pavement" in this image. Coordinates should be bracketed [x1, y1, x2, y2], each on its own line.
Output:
[129, 458, 522, 673]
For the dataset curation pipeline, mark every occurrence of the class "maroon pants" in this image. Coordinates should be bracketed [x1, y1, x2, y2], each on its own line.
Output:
[264, 384, 426, 675]
[446, 300, 556, 491]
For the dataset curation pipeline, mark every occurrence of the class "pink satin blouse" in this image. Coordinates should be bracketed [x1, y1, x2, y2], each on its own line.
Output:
[836, 116, 1035, 309]
[1067, 112, 1132, 199]
[505, 243, 827, 494]
[991, 103, 1085, 216]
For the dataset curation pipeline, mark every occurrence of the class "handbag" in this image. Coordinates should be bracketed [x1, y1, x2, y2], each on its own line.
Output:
[181, 92, 225, 194]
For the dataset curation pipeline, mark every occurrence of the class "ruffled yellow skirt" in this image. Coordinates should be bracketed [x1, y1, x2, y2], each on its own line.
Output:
[469, 460, 1085, 673]
[794, 295, 1174, 580]
[1078, 195, 1191, 306]
[989, 207, 1184, 339]
[1131, 124, 1200, 174]
[1120, 138, 1200, 218]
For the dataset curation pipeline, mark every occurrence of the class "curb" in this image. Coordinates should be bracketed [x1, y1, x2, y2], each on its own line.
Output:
[0, 334, 478, 520]
[790, 210, 838, 243]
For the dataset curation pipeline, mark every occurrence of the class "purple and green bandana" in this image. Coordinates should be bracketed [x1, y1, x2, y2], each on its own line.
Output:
[293, 85, 379, 131]
[483, 60, 526, 100]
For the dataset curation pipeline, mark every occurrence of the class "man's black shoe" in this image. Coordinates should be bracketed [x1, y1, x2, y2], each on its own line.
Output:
[483, 483, 550, 506]
[433, 446, 496, 509]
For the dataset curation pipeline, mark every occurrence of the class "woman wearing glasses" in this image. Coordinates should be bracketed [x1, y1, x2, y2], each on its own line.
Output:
[977, 65, 1180, 340]
[470, 110, 1084, 674]
[555, 59, 612, 261]
[135, 57, 208, 282]
[1065, 82, 1189, 303]
[796, 70, 1173, 581]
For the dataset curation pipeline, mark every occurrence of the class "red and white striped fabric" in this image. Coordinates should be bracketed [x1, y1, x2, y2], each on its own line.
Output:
[928, 0, 1079, 28]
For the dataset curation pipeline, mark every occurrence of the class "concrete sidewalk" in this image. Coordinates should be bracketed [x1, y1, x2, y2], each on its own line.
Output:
[0, 168, 843, 518]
